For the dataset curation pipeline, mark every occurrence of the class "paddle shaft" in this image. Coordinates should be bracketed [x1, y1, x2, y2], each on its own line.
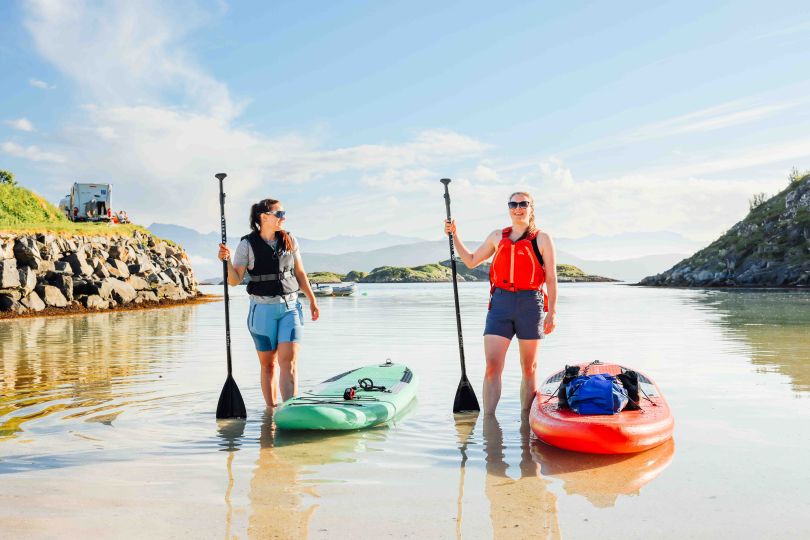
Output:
[441, 179, 469, 379]
[217, 176, 233, 376]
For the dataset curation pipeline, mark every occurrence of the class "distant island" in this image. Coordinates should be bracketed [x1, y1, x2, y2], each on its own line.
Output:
[640, 170, 810, 288]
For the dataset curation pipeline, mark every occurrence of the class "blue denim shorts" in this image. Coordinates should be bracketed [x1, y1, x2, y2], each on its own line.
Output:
[484, 289, 545, 340]
[247, 301, 304, 351]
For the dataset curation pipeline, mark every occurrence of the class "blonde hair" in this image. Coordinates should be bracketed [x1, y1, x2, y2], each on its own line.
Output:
[508, 191, 537, 240]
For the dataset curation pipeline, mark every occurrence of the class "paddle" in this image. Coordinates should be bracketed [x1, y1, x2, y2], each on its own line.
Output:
[441, 178, 481, 413]
[215, 172, 247, 419]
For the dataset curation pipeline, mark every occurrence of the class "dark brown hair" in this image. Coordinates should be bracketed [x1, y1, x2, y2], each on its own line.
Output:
[249, 198, 294, 252]
[509, 191, 538, 240]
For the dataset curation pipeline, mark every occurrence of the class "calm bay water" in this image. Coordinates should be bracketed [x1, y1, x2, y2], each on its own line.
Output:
[1, 283, 809, 539]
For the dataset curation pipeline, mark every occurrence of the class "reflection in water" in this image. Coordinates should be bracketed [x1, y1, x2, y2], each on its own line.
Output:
[217, 419, 246, 540]
[248, 411, 319, 539]
[0, 308, 194, 438]
[246, 404, 411, 539]
[457, 414, 560, 539]
[454, 413, 477, 540]
[695, 291, 810, 392]
[531, 439, 675, 508]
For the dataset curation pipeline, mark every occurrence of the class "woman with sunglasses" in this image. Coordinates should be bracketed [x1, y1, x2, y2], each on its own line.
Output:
[218, 199, 320, 407]
[444, 192, 557, 415]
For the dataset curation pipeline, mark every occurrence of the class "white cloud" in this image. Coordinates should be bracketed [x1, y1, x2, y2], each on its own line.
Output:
[459, 155, 790, 242]
[4, 118, 36, 132]
[28, 78, 53, 89]
[24, 0, 237, 120]
[625, 99, 798, 142]
[1, 141, 65, 163]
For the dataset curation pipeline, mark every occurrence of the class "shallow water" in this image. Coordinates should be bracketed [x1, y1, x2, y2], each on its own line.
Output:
[1, 283, 809, 539]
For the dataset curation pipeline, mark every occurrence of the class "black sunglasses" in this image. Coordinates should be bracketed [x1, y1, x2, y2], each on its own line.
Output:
[262, 210, 286, 219]
[508, 201, 531, 209]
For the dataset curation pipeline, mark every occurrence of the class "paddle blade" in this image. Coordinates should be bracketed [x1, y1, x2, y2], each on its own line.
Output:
[216, 374, 247, 419]
[453, 376, 480, 413]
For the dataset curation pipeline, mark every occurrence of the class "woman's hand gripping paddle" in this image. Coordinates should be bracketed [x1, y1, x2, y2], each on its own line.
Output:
[215, 173, 247, 419]
[441, 178, 481, 413]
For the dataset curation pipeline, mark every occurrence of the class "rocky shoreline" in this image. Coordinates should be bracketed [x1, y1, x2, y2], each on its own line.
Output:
[0, 230, 200, 316]
[639, 174, 810, 288]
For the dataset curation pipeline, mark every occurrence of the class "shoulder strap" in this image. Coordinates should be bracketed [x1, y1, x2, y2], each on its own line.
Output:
[502, 227, 512, 239]
[531, 234, 544, 267]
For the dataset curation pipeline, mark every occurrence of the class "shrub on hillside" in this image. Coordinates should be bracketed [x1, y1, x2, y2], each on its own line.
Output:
[0, 170, 17, 186]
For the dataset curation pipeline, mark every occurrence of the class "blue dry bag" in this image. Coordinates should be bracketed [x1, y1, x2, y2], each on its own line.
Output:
[565, 374, 629, 415]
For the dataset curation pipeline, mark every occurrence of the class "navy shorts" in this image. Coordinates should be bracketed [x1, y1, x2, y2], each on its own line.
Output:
[247, 301, 304, 352]
[484, 289, 545, 340]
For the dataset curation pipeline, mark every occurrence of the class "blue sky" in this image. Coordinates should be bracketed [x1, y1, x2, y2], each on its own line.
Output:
[2, 0, 810, 245]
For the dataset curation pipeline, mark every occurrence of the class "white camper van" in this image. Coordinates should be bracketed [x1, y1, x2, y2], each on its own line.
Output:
[59, 183, 113, 222]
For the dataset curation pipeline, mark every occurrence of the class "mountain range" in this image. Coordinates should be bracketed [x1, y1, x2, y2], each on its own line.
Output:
[148, 223, 692, 283]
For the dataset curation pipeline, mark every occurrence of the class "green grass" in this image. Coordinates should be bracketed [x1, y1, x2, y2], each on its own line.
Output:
[307, 271, 345, 283]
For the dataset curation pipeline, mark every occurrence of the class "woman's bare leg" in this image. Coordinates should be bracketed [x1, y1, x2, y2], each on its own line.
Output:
[256, 349, 279, 407]
[483, 335, 511, 416]
[277, 341, 301, 401]
[517, 339, 541, 411]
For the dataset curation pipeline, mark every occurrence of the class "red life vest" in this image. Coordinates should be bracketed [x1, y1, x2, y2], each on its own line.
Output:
[489, 227, 548, 311]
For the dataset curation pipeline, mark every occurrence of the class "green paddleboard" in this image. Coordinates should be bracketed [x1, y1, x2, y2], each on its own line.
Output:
[274, 361, 418, 430]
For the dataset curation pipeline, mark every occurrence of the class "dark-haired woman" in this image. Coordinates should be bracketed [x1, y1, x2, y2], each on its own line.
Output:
[444, 191, 557, 416]
[218, 199, 319, 407]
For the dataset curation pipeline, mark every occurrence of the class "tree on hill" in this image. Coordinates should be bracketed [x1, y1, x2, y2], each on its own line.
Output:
[0, 170, 17, 186]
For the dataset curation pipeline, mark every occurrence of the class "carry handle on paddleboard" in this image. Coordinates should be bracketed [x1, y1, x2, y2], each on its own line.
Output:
[441, 178, 480, 413]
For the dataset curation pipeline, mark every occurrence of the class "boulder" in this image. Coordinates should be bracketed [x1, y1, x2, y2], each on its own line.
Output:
[0, 237, 14, 259]
[19, 266, 37, 294]
[93, 260, 111, 279]
[107, 258, 131, 278]
[0, 259, 21, 288]
[0, 295, 26, 314]
[53, 260, 73, 274]
[14, 240, 42, 268]
[136, 290, 159, 303]
[47, 273, 74, 302]
[0, 289, 22, 301]
[109, 244, 131, 262]
[152, 242, 167, 257]
[83, 295, 109, 309]
[20, 291, 46, 312]
[126, 275, 150, 291]
[37, 285, 69, 307]
[164, 268, 182, 285]
[40, 240, 62, 261]
[101, 277, 137, 304]
[64, 253, 94, 277]
[156, 283, 187, 300]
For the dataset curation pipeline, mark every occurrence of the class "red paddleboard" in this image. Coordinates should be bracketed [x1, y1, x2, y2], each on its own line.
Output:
[530, 361, 674, 454]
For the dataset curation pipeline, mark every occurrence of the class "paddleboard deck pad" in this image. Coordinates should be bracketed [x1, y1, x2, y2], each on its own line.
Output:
[530, 361, 674, 454]
[274, 361, 418, 430]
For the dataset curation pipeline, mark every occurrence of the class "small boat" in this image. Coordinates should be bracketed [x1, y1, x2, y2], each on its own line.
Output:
[530, 361, 674, 454]
[331, 282, 358, 296]
[312, 284, 333, 296]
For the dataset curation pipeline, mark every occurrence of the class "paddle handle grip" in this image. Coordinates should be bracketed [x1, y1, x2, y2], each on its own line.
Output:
[441, 179, 468, 378]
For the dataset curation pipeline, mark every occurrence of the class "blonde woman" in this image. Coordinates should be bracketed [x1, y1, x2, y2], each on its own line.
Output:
[444, 192, 557, 415]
